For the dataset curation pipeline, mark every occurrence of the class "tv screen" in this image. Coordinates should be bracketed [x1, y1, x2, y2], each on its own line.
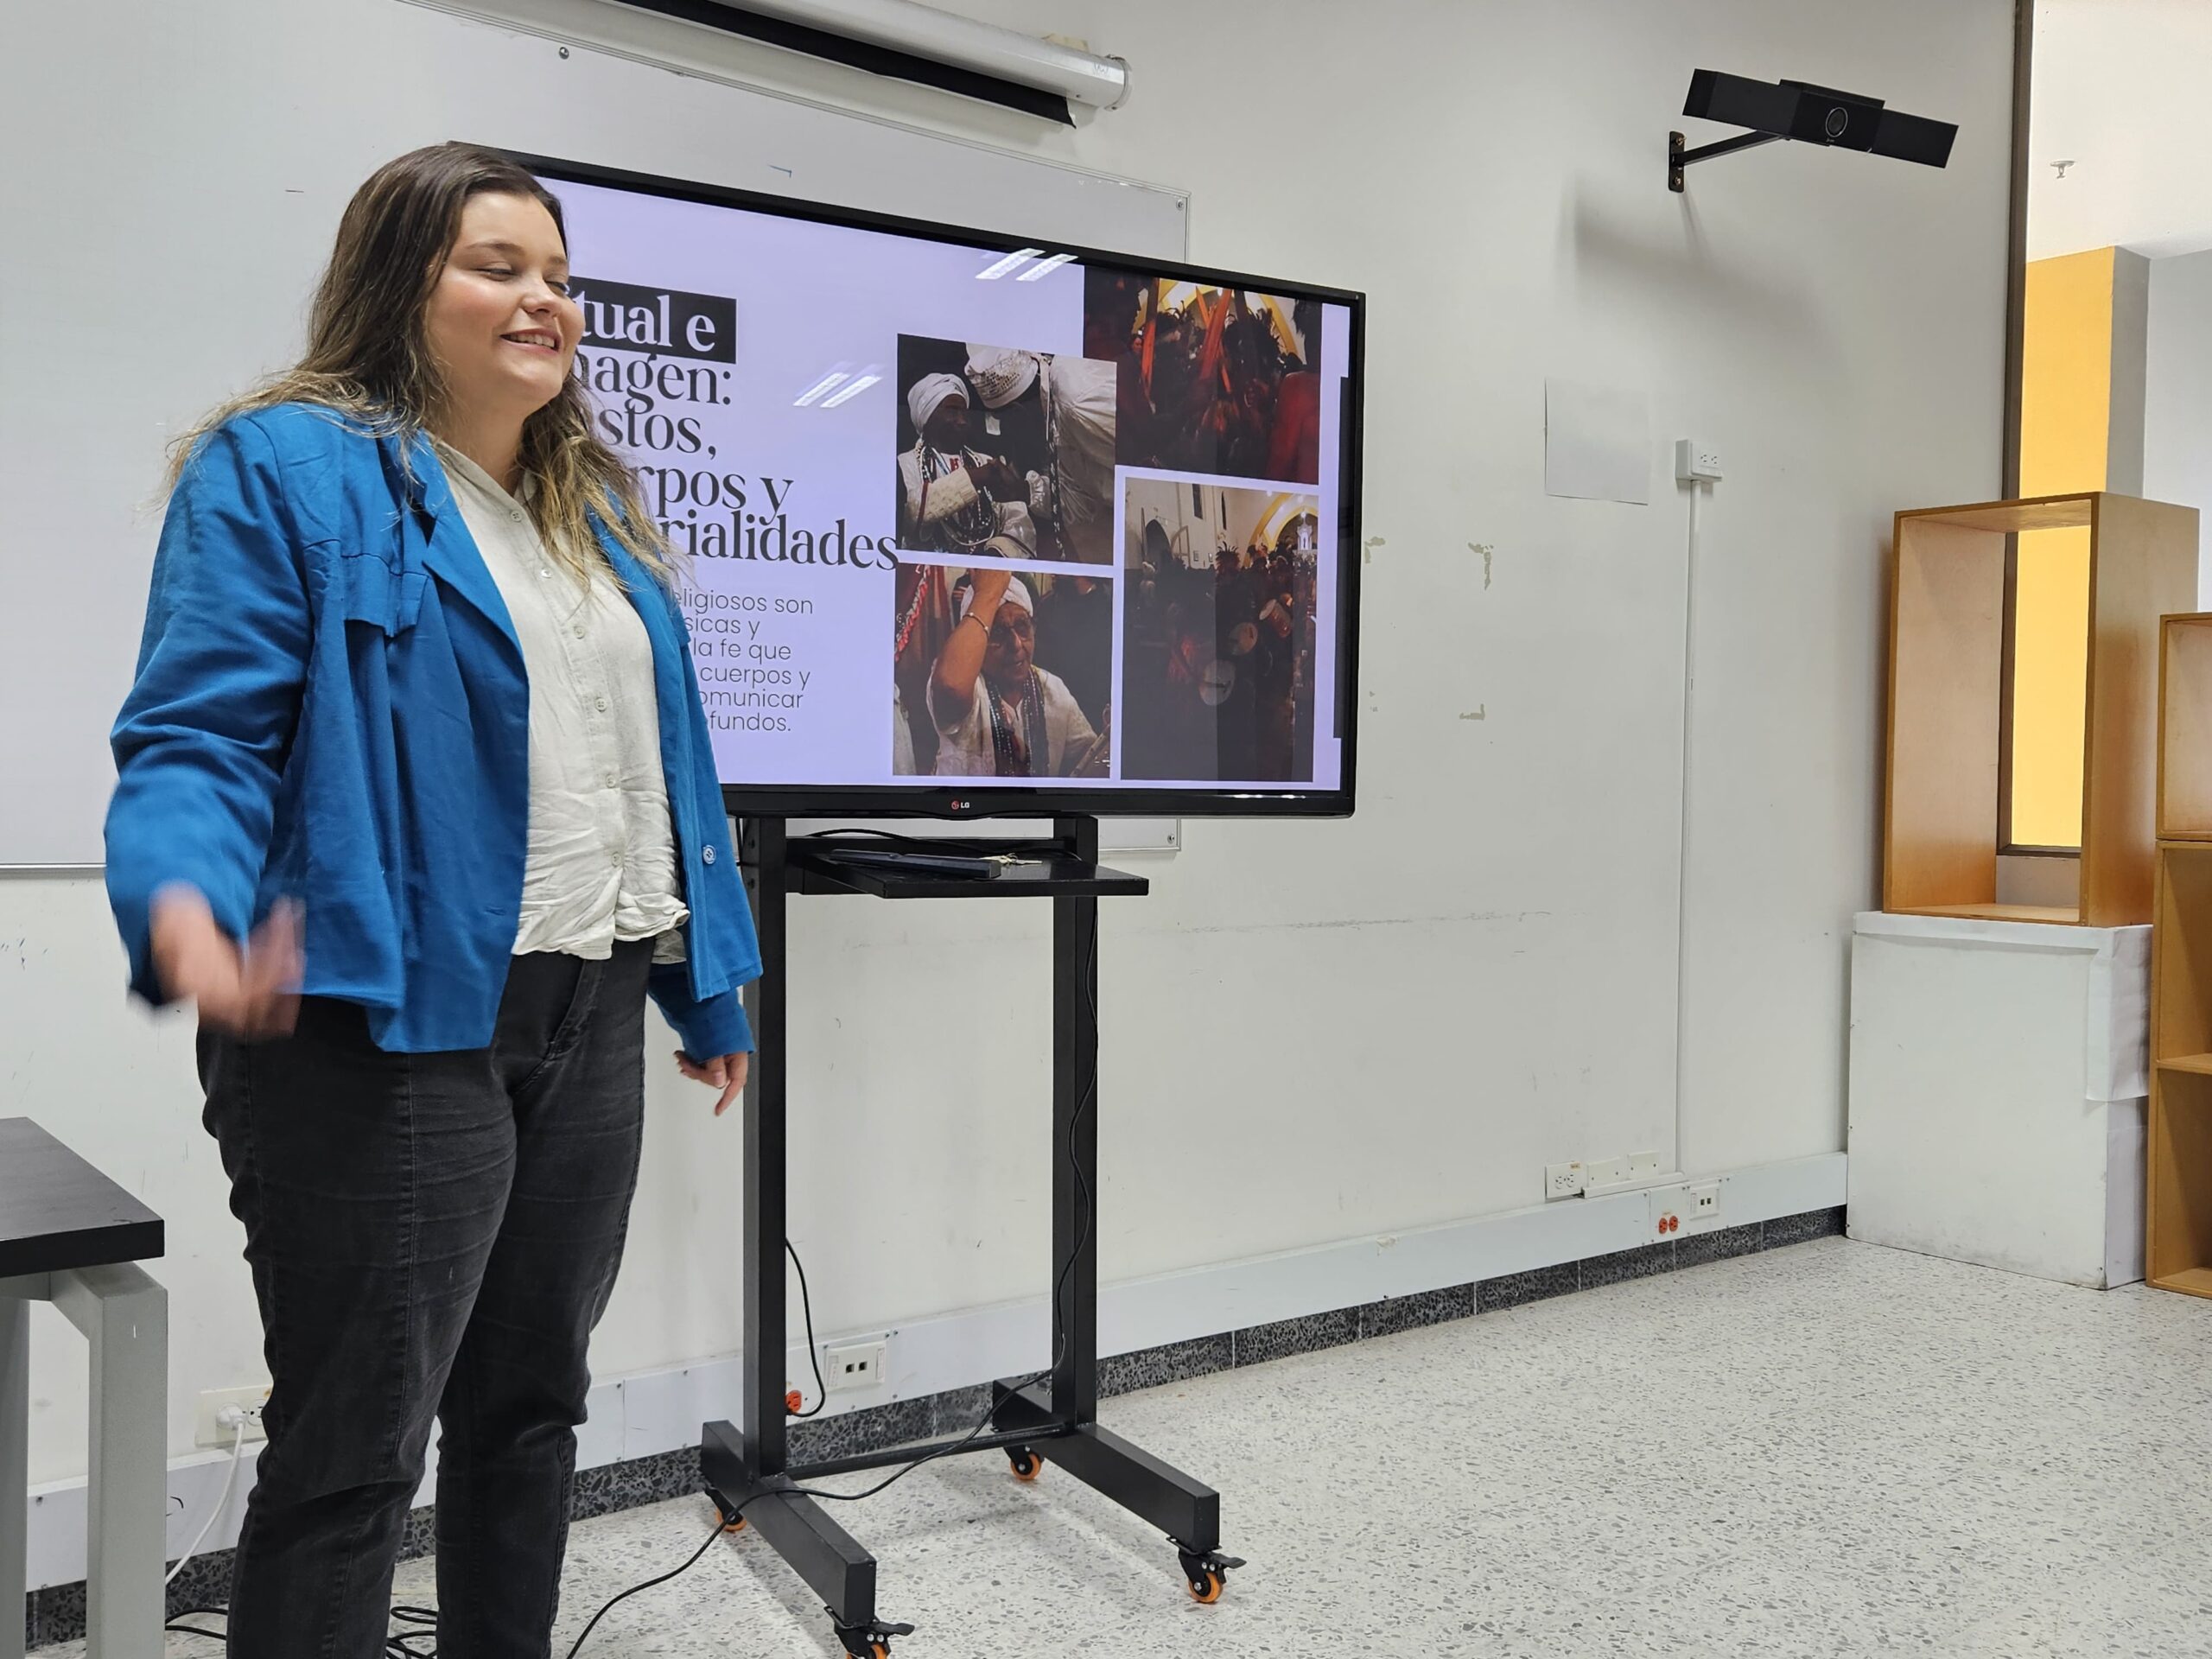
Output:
[524, 154, 1363, 817]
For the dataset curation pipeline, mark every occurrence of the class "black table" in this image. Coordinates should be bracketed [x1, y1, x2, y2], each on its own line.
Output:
[2, 1118, 168, 1658]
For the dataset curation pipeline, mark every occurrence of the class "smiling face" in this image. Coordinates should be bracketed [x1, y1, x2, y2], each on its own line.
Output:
[985, 604, 1035, 683]
[423, 191, 582, 429]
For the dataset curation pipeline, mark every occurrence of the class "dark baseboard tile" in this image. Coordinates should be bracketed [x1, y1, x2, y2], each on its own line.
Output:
[1680, 1221, 1764, 1268]
[22, 1206, 1847, 1650]
[1362, 1282, 1478, 1338]
[1764, 1206, 1846, 1248]
[1581, 1240, 1677, 1289]
[1100, 1332, 1236, 1398]
[572, 1443, 704, 1525]
[1231, 1305, 1362, 1368]
[1476, 1261, 1576, 1313]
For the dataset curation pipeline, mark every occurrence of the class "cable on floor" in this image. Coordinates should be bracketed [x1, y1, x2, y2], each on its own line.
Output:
[166, 1413, 249, 1590]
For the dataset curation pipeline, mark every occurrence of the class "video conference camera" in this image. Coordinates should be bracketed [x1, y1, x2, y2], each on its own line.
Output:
[1669, 71, 1957, 192]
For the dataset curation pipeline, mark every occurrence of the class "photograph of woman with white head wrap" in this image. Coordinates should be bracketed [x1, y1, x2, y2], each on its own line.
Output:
[1121, 477, 1319, 783]
[893, 363, 1041, 559]
[1084, 274, 1323, 486]
[892, 562, 1113, 777]
[893, 335, 1117, 565]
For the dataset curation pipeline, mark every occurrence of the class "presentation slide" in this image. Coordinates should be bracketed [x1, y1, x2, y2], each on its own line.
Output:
[545, 168, 1352, 801]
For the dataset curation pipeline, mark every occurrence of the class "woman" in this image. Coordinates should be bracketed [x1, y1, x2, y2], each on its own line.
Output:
[927, 569, 1108, 778]
[105, 143, 760, 1655]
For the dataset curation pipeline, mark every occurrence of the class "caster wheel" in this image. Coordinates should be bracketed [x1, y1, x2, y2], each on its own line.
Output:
[1186, 1567, 1225, 1605]
[836, 1618, 915, 1656]
[1008, 1448, 1044, 1483]
[721, 1513, 747, 1535]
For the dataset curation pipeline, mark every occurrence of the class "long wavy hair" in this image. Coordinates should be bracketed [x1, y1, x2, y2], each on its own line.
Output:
[167, 142, 675, 587]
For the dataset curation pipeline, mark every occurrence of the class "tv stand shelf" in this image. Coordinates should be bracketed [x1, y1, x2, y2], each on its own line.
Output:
[788, 838, 1149, 899]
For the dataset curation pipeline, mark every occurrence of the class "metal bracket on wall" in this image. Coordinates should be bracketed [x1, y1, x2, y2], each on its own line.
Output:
[1668, 128, 1782, 194]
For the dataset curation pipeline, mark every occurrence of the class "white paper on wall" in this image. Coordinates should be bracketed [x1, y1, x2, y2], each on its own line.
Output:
[1544, 378, 1650, 505]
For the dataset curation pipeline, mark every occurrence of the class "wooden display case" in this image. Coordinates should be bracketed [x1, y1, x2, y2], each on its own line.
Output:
[2150, 615, 2212, 1297]
[1883, 493, 2197, 925]
[2157, 613, 2212, 841]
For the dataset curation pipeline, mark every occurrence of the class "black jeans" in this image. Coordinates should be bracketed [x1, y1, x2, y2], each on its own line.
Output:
[198, 943, 654, 1658]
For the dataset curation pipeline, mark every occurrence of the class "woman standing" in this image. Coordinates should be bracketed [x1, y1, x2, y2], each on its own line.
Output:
[105, 143, 760, 1656]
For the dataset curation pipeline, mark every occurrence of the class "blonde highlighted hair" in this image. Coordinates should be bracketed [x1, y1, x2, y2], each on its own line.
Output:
[167, 142, 676, 588]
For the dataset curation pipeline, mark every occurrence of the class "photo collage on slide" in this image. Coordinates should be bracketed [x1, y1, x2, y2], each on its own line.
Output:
[892, 271, 1326, 785]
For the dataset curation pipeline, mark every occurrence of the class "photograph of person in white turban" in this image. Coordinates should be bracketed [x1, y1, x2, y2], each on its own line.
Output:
[893, 368, 1041, 559]
[893, 334, 1117, 565]
[891, 562, 1113, 778]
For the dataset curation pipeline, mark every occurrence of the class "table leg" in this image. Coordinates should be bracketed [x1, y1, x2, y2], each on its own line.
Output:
[52, 1267, 166, 1658]
[2, 1294, 28, 1659]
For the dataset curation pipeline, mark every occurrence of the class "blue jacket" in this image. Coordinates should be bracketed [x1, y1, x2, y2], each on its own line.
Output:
[106, 403, 760, 1057]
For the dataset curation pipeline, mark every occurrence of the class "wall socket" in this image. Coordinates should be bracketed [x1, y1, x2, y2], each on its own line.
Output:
[823, 1337, 889, 1395]
[1648, 1180, 1724, 1239]
[196, 1385, 271, 1446]
[1674, 438, 1724, 481]
[1544, 1162, 1587, 1201]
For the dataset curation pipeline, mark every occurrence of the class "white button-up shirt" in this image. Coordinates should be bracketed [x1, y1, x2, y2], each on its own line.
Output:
[435, 442, 688, 963]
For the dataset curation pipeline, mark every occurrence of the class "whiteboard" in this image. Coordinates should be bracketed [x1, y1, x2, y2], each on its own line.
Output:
[0, 0, 1188, 866]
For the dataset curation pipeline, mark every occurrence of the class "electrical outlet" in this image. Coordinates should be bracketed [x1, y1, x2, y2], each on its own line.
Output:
[823, 1338, 889, 1395]
[1674, 438, 1723, 482]
[196, 1385, 270, 1446]
[1544, 1161, 1587, 1202]
[1647, 1180, 1725, 1239]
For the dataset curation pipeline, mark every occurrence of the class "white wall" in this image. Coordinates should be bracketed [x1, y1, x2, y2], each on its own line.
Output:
[2145, 247, 2212, 594]
[0, 0, 2015, 1489]
[2029, 0, 2212, 262]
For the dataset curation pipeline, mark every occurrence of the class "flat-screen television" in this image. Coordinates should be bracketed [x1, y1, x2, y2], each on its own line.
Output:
[522, 153, 1363, 818]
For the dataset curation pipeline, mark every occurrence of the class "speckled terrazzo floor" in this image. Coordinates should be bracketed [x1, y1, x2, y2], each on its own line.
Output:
[47, 1235, 2212, 1657]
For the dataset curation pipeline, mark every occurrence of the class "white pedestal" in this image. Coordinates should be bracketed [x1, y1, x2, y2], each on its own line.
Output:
[1847, 912, 2150, 1289]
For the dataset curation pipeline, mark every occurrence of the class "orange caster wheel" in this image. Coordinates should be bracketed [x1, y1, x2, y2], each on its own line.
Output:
[721, 1513, 747, 1535]
[834, 1618, 914, 1656]
[1175, 1544, 1243, 1605]
[1007, 1448, 1045, 1482]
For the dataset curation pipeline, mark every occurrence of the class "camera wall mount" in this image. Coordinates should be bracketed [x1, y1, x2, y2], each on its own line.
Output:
[1669, 71, 1957, 194]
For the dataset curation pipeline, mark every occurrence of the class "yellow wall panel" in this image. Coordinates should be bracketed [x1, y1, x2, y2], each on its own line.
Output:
[2012, 248, 2113, 848]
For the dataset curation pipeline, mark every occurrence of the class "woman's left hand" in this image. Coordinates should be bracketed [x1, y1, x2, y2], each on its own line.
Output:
[676, 1050, 751, 1116]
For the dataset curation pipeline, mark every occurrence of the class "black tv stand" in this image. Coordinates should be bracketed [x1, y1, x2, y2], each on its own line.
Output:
[699, 816, 1242, 1656]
